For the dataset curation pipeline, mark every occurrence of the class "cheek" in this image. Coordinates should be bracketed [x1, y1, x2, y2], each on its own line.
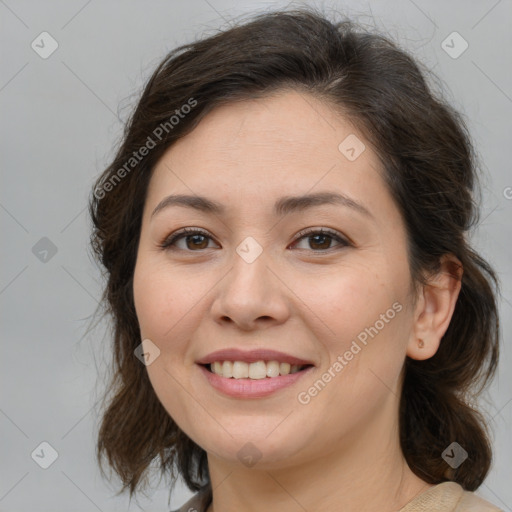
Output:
[294, 264, 409, 396]
[294, 263, 400, 346]
[133, 260, 195, 341]
[133, 262, 203, 428]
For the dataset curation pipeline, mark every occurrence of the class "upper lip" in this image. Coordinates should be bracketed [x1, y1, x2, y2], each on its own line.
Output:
[196, 348, 315, 366]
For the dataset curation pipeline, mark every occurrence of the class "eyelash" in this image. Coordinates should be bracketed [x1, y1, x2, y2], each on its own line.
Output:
[159, 227, 351, 253]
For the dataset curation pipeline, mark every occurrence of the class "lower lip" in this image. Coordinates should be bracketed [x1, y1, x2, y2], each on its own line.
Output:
[198, 364, 314, 399]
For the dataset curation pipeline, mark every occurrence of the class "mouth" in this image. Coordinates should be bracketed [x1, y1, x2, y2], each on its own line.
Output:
[199, 362, 314, 399]
[196, 348, 315, 398]
[202, 360, 314, 379]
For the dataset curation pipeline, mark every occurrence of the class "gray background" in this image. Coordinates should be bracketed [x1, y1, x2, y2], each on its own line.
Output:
[1, 0, 511, 510]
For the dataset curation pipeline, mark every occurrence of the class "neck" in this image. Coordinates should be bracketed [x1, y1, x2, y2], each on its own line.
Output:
[205, 413, 431, 512]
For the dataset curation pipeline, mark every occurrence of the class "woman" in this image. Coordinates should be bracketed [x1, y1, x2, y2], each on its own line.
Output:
[89, 8, 502, 512]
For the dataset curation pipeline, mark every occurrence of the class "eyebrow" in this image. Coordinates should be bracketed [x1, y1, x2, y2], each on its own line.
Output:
[151, 192, 373, 219]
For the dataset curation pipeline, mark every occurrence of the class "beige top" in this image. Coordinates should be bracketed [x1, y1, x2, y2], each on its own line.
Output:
[171, 481, 503, 512]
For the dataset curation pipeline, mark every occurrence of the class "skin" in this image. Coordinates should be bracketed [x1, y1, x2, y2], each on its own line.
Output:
[133, 89, 462, 512]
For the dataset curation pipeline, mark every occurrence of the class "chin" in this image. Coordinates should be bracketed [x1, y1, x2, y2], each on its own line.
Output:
[188, 420, 313, 470]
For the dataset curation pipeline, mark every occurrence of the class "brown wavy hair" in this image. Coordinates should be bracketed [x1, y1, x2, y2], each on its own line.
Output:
[89, 7, 500, 498]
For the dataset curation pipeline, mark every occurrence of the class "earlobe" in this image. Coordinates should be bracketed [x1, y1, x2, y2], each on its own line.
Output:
[407, 254, 463, 361]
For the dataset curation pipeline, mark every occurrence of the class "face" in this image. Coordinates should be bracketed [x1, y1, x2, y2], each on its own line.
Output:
[133, 90, 417, 469]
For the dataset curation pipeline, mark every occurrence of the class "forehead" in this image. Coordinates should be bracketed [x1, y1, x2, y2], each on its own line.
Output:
[146, 90, 390, 219]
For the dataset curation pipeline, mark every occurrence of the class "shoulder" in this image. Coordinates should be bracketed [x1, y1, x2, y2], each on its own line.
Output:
[454, 487, 503, 512]
[170, 482, 503, 512]
[400, 482, 503, 512]
[170, 485, 212, 512]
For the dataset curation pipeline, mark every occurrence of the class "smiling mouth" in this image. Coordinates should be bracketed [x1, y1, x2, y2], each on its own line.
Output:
[202, 360, 313, 379]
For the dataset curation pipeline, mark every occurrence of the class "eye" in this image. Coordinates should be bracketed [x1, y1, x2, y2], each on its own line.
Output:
[291, 228, 350, 251]
[160, 227, 351, 253]
[159, 227, 218, 251]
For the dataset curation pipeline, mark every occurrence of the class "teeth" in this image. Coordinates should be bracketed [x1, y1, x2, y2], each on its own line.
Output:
[280, 362, 291, 375]
[222, 361, 233, 378]
[232, 361, 249, 379]
[266, 360, 280, 377]
[248, 361, 267, 379]
[209, 360, 307, 379]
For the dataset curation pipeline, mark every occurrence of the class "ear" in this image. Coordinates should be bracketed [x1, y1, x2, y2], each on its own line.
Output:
[407, 254, 463, 360]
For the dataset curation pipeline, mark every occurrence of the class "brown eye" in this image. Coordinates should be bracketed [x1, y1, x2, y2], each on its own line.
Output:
[160, 227, 350, 253]
[183, 234, 210, 250]
[160, 228, 217, 251]
[292, 228, 350, 251]
[308, 233, 333, 250]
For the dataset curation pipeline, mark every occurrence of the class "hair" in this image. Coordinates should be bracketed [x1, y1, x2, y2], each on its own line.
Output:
[89, 7, 500, 498]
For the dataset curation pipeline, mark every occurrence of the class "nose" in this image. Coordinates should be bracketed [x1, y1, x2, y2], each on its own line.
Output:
[210, 248, 291, 331]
